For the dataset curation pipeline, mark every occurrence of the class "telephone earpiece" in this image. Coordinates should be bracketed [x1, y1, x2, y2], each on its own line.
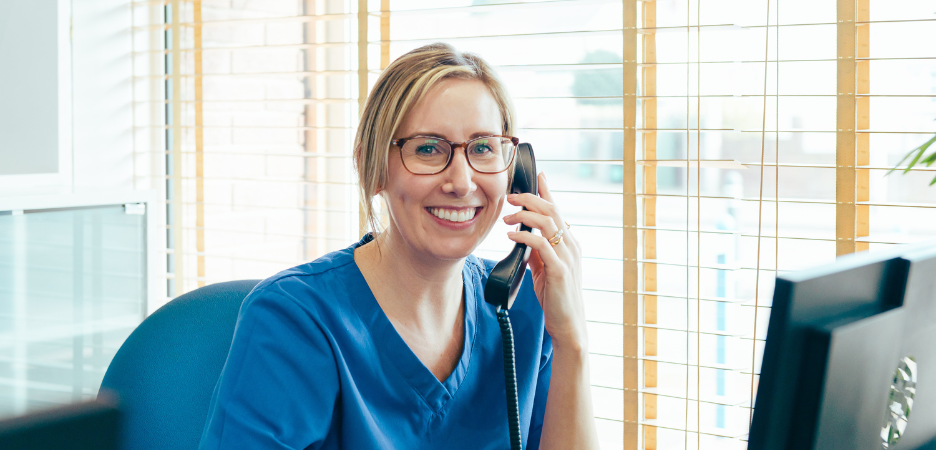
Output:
[484, 143, 537, 311]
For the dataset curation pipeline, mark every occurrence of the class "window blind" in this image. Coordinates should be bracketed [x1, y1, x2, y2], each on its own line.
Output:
[633, 0, 936, 449]
[131, 0, 360, 300]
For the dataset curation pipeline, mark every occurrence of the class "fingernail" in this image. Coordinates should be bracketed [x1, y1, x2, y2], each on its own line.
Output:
[540, 172, 547, 181]
[507, 231, 517, 236]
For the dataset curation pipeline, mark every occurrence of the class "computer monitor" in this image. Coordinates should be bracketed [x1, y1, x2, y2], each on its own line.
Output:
[0, 399, 120, 450]
[749, 241, 936, 450]
[890, 244, 936, 449]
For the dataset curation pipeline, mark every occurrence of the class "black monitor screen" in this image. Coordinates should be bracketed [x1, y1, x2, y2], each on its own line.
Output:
[0, 399, 120, 450]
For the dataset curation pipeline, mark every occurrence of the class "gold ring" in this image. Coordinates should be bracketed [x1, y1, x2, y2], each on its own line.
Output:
[549, 229, 564, 246]
[565, 222, 571, 229]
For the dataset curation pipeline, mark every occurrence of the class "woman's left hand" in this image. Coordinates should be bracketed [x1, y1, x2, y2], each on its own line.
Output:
[503, 172, 587, 349]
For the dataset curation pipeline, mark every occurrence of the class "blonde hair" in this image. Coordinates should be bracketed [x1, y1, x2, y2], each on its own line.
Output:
[353, 43, 517, 234]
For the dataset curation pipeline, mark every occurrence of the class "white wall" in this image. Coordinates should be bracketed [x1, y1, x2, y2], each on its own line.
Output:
[0, 0, 136, 195]
[71, 0, 136, 190]
[0, 0, 72, 192]
[0, 1, 60, 177]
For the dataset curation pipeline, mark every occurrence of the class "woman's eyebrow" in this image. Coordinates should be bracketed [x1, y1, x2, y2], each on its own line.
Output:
[409, 131, 500, 140]
[410, 131, 447, 138]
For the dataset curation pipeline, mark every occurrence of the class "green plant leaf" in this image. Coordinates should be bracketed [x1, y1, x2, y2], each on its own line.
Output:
[922, 151, 936, 167]
[904, 145, 929, 174]
[889, 135, 936, 176]
[887, 145, 921, 176]
[887, 147, 922, 176]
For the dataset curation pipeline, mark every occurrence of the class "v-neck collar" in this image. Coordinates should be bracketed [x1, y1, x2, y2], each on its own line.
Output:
[345, 234, 480, 413]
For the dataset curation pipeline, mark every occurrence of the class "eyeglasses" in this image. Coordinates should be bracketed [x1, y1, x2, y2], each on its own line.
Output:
[391, 135, 520, 175]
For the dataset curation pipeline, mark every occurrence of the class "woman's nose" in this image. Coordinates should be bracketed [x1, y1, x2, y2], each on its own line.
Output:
[442, 150, 477, 197]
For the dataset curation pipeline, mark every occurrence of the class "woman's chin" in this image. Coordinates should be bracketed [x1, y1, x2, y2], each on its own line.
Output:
[424, 238, 481, 262]
[417, 214, 493, 261]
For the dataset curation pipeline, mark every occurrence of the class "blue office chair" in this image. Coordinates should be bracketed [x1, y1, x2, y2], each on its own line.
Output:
[99, 280, 260, 450]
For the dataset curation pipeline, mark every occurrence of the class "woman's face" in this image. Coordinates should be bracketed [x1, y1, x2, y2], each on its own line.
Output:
[381, 78, 509, 262]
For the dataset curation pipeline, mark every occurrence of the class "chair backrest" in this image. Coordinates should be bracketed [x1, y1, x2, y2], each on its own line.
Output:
[100, 280, 260, 450]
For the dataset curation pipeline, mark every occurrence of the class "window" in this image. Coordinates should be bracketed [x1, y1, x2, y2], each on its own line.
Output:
[131, 1, 936, 448]
[633, 0, 936, 449]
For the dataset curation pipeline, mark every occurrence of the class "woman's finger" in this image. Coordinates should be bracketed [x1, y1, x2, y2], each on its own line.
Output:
[536, 172, 557, 205]
[507, 174, 568, 234]
[503, 210, 573, 258]
[506, 192, 556, 219]
[516, 172, 581, 256]
[503, 210, 559, 236]
[506, 230, 565, 270]
[539, 173, 583, 257]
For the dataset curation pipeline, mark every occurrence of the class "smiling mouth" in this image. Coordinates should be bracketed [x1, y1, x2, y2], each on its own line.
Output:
[426, 207, 481, 223]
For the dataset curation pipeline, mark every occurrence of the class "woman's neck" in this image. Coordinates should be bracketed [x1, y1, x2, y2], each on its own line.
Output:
[354, 229, 465, 334]
[355, 229, 467, 381]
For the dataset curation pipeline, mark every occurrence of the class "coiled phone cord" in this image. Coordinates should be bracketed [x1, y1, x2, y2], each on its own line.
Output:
[496, 308, 523, 450]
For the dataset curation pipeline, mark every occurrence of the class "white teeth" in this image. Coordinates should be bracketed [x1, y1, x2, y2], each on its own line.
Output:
[431, 207, 477, 223]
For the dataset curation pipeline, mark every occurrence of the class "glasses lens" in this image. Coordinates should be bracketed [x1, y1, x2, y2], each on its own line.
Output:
[467, 137, 516, 173]
[401, 138, 452, 174]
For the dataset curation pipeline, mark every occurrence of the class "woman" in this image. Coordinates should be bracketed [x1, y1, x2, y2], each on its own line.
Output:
[199, 43, 599, 449]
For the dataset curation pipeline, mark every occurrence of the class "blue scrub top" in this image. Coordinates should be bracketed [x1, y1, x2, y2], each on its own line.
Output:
[198, 234, 553, 450]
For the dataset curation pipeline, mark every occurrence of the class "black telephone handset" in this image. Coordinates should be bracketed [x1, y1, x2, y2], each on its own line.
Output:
[484, 142, 538, 312]
[483, 143, 536, 450]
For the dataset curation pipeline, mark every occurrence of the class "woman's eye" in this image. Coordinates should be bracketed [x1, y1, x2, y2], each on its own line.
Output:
[415, 144, 439, 155]
[470, 141, 493, 154]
